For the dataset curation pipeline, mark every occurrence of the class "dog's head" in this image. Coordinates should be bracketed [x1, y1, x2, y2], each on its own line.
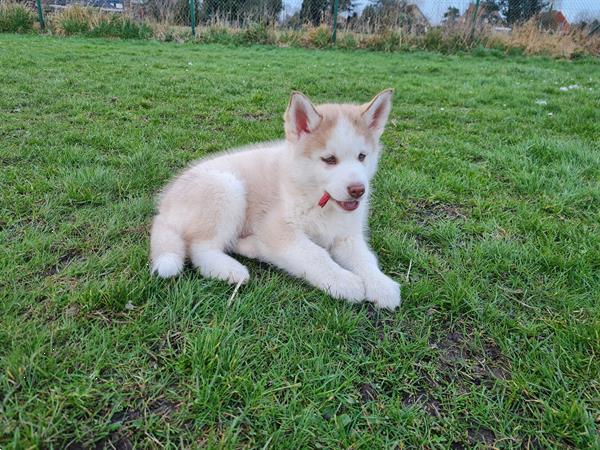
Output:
[284, 89, 393, 212]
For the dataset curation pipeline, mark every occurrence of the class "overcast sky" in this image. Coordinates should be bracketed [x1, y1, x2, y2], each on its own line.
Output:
[282, 0, 600, 25]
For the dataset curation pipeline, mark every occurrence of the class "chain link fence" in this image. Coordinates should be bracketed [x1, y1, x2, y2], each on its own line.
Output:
[4, 0, 598, 50]
[22, 0, 598, 32]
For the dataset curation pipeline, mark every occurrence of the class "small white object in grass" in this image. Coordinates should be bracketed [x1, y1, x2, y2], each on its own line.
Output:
[227, 279, 244, 307]
[440, 107, 445, 111]
[125, 302, 135, 310]
[188, 62, 193, 66]
[535, 99, 547, 105]
[560, 85, 579, 92]
[548, 112, 554, 116]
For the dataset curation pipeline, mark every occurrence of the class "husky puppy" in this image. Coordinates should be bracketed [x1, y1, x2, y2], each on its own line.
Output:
[150, 90, 400, 309]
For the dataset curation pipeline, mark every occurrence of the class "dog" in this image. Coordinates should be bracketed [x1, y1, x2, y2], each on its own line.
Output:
[150, 89, 400, 310]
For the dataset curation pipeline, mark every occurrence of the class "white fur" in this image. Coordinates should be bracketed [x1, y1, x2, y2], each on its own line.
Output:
[150, 90, 400, 310]
[152, 253, 184, 278]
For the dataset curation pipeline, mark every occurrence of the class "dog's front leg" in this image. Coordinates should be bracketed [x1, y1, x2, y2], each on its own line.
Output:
[331, 236, 401, 310]
[254, 233, 365, 304]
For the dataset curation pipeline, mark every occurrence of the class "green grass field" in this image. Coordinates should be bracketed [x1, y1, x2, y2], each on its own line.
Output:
[1, 34, 599, 449]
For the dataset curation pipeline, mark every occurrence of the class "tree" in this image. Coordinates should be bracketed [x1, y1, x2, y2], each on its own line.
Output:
[300, 0, 330, 25]
[340, 0, 358, 16]
[442, 6, 459, 23]
[202, 0, 283, 24]
[493, 0, 549, 24]
[356, 0, 423, 32]
[481, 0, 500, 12]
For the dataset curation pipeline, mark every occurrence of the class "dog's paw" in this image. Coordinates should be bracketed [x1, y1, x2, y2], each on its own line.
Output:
[152, 253, 184, 278]
[365, 275, 401, 310]
[325, 271, 365, 303]
[211, 264, 250, 285]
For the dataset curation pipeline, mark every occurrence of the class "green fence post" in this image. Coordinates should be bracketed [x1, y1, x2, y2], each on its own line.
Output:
[470, 0, 480, 41]
[35, 0, 45, 30]
[189, 0, 196, 37]
[331, 0, 339, 44]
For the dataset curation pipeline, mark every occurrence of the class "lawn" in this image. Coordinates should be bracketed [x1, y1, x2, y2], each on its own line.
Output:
[1, 34, 599, 449]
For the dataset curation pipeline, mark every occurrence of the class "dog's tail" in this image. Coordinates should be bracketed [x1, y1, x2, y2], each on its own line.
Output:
[150, 217, 185, 278]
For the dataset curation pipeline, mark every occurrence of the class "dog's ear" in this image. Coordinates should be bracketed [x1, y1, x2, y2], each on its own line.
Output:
[362, 88, 393, 139]
[284, 92, 323, 141]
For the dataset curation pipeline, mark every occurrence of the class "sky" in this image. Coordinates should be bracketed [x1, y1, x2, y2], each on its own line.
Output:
[282, 0, 600, 25]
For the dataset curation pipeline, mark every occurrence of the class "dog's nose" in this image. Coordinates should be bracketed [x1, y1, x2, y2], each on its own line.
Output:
[347, 183, 365, 199]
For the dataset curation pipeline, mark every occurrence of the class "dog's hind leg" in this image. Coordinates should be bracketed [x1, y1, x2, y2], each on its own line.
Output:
[186, 171, 250, 285]
[152, 169, 249, 284]
[151, 216, 186, 278]
[190, 245, 249, 284]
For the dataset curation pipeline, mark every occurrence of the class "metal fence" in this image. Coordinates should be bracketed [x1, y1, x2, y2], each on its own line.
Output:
[30, 0, 600, 41]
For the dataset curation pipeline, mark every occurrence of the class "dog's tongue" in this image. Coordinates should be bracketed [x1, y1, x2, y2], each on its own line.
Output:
[338, 200, 360, 211]
[318, 192, 330, 208]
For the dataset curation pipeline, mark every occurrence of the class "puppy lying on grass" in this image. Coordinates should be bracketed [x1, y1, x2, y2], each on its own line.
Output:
[151, 90, 400, 310]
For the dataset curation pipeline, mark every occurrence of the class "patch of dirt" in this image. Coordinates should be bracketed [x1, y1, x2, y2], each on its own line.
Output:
[435, 331, 468, 361]
[410, 199, 467, 224]
[65, 399, 181, 450]
[468, 427, 496, 446]
[358, 383, 378, 402]
[241, 112, 271, 121]
[402, 390, 442, 417]
[94, 434, 132, 450]
[429, 330, 510, 388]
[44, 249, 82, 277]
[109, 399, 179, 424]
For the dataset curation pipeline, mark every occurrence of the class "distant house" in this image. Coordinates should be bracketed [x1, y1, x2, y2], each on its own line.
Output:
[537, 10, 570, 32]
[404, 4, 430, 33]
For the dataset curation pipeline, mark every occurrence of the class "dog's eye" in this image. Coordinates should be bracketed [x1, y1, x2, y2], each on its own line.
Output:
[321, 155, 337, 165]
[358, 153, 366, 162]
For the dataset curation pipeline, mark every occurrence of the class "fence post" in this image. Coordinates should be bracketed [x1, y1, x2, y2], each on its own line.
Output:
[470, 0, 480, 41]
[189, 0, 196, 37]
[331, 0, 339, 44]
[35, 0, 45, 30]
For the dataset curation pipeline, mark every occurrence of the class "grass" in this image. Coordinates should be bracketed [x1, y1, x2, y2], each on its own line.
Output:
[0, 34, 599, 449]
[0, 2, 35, 33]
[47, 5, 152, 39]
